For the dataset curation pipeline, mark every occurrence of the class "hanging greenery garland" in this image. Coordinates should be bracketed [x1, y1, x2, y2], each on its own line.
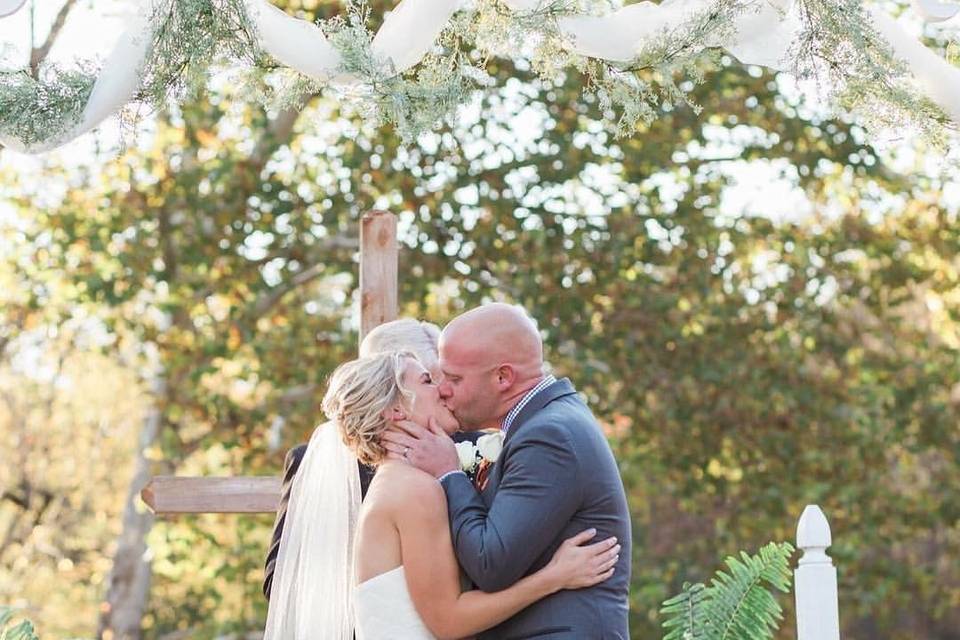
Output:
[0, 0, 956, 152]
[0, 65, 95, 146]
[791, 0, 952, 142]
[303, 2, 485, 142]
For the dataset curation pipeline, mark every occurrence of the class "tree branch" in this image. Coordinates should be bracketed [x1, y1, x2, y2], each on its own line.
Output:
[249, 262, 328, 320]
[277, 383, 317, 406]
[242, 234, 359, 321]
[248, 91, 319, 172]
[29, 0, 79, 78]
[0, 335, 10, 363]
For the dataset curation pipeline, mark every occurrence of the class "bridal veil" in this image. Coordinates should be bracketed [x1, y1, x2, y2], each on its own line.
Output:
[264, 421, 362, 639]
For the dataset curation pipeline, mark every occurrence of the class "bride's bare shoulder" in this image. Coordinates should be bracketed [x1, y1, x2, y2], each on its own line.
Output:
[373, 462, 445, 507]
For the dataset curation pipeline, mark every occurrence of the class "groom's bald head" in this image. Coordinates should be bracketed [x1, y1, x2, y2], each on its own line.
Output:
[438, 303, 545, 430]
[443, 303, 543, 369]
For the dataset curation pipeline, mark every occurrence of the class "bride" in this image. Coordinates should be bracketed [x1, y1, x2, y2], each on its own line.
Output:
[264, 350, 621, 639]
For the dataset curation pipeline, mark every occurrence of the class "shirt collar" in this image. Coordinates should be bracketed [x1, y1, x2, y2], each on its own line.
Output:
[500, 374, 556, 435]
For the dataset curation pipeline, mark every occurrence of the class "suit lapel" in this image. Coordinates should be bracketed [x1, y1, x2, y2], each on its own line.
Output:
[503, 377, 577, 444]
[482, 379, 578, 500]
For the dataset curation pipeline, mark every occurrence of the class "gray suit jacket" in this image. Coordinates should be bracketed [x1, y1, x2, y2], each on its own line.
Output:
[441, 378, 631, 639]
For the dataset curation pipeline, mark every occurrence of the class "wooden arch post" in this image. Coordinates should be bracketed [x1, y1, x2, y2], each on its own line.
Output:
[360, 210, 398, 341]
[141, 211, 398, 514]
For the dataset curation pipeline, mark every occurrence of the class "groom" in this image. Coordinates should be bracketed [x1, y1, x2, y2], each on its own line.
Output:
[385, 303, 632, 639]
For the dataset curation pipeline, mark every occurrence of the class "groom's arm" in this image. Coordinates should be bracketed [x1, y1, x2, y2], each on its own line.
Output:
[441, 423, 582, 592]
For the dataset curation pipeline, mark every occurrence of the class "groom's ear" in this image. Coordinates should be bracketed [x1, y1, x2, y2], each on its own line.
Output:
[495, 364, 516, 390]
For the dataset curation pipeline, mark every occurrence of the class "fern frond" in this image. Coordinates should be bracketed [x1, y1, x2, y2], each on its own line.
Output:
[708, 542, 795, 640]
[0, 607, 39, 640]
[660, 541, 795, 640]
[661, 582, 709, 640]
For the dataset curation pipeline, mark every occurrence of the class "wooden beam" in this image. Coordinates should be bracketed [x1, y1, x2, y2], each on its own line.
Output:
[140, 210, 400, 515]
[359, 210, 398, 341]
[141, 477, 281, 514]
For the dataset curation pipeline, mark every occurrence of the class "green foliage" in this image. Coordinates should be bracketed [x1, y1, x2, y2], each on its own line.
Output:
[2, 1, 959, 636]
[0, 607, 39, 640]
[661, 543, 794, 640]
[792, 0, 952, 147]
[581, 0, 747, 137]
[0, 67, 95, 145]
[1, 0, 956, 147]
[137, 0, 263, 108]
[0, 0, 262, 147]
[319, 1, 482, 142]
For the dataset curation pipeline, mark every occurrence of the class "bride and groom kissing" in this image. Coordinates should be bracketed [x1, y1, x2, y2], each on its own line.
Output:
[262, 303, 632, 639]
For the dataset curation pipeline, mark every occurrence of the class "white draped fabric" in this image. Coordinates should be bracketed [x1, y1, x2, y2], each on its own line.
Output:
[0, 0, 26, 18]
[552, 0, 802, 67]
[869, 5, 960, 124]
[913, 0, 960, 23]
[2, 0, 959, 153]
[1, 0, 157, 153]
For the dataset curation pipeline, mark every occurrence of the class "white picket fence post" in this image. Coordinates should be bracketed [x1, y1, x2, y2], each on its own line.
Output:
[795, 505, 841, 640]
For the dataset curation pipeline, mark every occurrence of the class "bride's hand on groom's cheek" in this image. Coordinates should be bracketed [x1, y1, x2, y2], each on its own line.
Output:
[382, 417, 459, 478]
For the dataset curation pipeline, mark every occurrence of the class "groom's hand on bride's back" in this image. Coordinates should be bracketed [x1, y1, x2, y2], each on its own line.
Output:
[382, 418, 460, 478]
[543, 529, 621, 592]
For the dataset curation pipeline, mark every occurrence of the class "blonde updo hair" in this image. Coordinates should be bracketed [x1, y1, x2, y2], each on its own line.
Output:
[360, 319, 441, 370]
[321, 350, 418, 466]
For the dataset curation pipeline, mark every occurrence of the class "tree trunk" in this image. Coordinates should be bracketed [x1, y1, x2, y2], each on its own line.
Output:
[98, 375, 166, 640]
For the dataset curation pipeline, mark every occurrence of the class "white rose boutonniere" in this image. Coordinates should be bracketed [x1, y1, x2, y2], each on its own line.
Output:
[476, 432, 504, 463]
[456, 441, 479, 473]
[456, 432, 504, 487]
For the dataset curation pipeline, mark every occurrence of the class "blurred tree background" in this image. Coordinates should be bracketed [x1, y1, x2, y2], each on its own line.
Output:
[1, 0, 959, 638]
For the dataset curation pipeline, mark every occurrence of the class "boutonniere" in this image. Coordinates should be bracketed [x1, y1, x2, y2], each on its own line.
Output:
[455, 432, 504, 489]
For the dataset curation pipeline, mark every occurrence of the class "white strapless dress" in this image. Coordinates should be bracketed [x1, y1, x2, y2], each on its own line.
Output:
[355, 566, 437, 640]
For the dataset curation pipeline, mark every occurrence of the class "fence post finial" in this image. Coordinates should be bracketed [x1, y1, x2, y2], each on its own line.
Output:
[797, 504, 832, 565]
[795, 504, 841, 640]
